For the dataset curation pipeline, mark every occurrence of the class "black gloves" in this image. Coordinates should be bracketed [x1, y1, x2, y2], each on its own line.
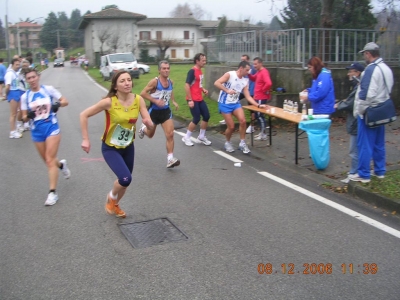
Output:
[52, 102, 61, 113]
[27, 111, 36, 119]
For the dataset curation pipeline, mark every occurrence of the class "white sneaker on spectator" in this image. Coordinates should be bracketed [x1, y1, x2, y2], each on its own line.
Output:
[349, 174, 370, 183]
[246, 125, 254, 134]
[255, 133, 267, 141]
[197, 136, 212, 146]
[372, 173, 385, 179]
[182, 136, 194, 146]
[9, 131, 22, 139]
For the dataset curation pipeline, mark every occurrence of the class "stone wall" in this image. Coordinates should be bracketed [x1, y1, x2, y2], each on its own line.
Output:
[204, 65, 400, 108]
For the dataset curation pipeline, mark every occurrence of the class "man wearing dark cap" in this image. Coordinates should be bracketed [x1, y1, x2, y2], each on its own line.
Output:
[334, 62, 364, 183]
[351, 42, 394, 183]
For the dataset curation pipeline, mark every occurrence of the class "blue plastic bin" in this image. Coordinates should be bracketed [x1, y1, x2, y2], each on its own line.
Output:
[299, 119, 332, 170]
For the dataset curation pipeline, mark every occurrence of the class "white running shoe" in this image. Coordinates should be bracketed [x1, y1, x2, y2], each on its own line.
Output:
[349, 174, 370, 183]
[60, 159, 71, 179]
[182, 136, 194, 146]
[45, 192, 59, 206]
[255, 133, 267, 141]
[219, 119, 226, 125]
[17, 126, 24, 133]
[23, 123, 30, 131]
[197, 136, 212, 146]
[372, 173, 385, 179]
[224, 141, 235, 153]
[239, 142, 251, 154]
[9, 131, 22, 139]
[138, 124, 146, 139]
[167, 157, 180, 168]
[246, 125, 254, 134]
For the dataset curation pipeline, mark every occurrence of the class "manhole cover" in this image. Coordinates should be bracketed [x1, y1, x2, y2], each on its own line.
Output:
[118, 218, 188, 248]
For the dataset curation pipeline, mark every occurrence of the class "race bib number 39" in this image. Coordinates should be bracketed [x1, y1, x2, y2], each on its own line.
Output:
[110, 124, 134, 147]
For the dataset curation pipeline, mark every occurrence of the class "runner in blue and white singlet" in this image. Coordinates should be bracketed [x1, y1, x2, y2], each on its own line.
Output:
[217, 70, 249, 106]
[20, 85, 61, 141]
[20, 68, 71, 206]
[214, 61, 268, 154]
[139, 60, 180, 168]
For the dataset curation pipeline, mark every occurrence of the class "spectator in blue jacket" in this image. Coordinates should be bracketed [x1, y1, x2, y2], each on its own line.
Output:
[300, 56, 335, 115]
[0, 58, 6, 100]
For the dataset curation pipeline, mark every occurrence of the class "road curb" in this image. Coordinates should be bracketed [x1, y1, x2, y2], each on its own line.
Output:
[348, 181, 400, 212]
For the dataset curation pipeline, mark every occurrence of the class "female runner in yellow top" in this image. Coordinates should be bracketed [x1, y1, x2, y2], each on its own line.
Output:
[80, 71, 153, 218]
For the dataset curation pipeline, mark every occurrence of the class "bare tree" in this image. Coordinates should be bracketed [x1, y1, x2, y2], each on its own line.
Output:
[192, 4, 205, 19]
[108, 33, 122, 53]
[169, 2, 207, 19]
[97, 26, 112, 55]
[150, 37, 180, 60]
[319, 0, 335, 61]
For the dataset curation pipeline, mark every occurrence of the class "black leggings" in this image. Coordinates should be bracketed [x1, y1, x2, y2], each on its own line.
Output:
[102, 142, 135, 187]
[190, 100, 210, 125]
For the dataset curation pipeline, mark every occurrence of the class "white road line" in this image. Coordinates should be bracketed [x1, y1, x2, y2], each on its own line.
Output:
[83, 71, 108, 92]
[258, 171, 400, 239]
[214, 151, 243, 163]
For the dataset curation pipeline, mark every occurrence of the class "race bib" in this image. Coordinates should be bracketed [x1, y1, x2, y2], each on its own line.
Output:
[110, 124, 134, 147]
[160, 90, 172, 105]
[29, 97, 51, 120]
[226, 91, 240, 104]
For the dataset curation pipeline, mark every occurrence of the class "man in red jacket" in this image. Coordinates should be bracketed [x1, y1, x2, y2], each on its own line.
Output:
[248, 57, 272, 141]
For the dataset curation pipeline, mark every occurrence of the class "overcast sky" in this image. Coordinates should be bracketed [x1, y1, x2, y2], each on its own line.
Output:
[2, 0, 288, 25]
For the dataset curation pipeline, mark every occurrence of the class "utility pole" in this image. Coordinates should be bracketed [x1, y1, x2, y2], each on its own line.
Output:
[5, 0, 10, 64]
[5, 15, 10, 64]
[17, 22, 21, 56]
[57, 30, 60, 48]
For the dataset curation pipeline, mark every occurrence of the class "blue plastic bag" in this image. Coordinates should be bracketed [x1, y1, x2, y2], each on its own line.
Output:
[299, 119, 331, 170]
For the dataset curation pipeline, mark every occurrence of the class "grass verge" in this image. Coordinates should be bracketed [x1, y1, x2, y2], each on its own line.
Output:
[361, 169, 400, 200]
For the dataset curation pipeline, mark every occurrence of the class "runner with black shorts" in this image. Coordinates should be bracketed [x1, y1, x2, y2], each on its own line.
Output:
[138, 60, 180, 168]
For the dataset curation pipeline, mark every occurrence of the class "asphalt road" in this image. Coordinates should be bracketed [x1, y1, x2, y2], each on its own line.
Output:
[1, 64, 400, 300]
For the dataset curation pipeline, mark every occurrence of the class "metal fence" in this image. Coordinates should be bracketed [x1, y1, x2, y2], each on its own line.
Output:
[309, 28, 400, 66]
[205, 28, 400, 67]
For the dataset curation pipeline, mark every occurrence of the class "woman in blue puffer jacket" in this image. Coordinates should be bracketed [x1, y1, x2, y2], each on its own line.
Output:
[300, 56, 335, 115]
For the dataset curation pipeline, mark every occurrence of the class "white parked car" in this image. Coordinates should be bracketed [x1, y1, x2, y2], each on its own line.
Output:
[137, 63, 150, 74]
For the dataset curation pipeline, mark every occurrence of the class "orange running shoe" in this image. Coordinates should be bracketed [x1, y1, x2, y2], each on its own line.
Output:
[105, 194, 126, 218]
[113, 203, 126, 218]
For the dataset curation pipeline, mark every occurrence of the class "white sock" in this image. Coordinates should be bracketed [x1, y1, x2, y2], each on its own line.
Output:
[240, 139, 246, 145]
[199, 129, 206, 138]
[109, 191, 117, 200]
[185, 130, 192, 139]
[167, 153, 173, 160]
[17, 121, 22, 127]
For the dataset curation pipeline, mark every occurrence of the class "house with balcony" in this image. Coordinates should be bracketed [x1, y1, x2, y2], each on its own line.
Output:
[136, 18, 203, 61]
[8, 22, 42, 50]
[79, 8, 263, 65]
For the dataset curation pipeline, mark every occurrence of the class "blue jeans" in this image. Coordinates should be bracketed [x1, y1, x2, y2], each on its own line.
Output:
[349, 134, 358, 174]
